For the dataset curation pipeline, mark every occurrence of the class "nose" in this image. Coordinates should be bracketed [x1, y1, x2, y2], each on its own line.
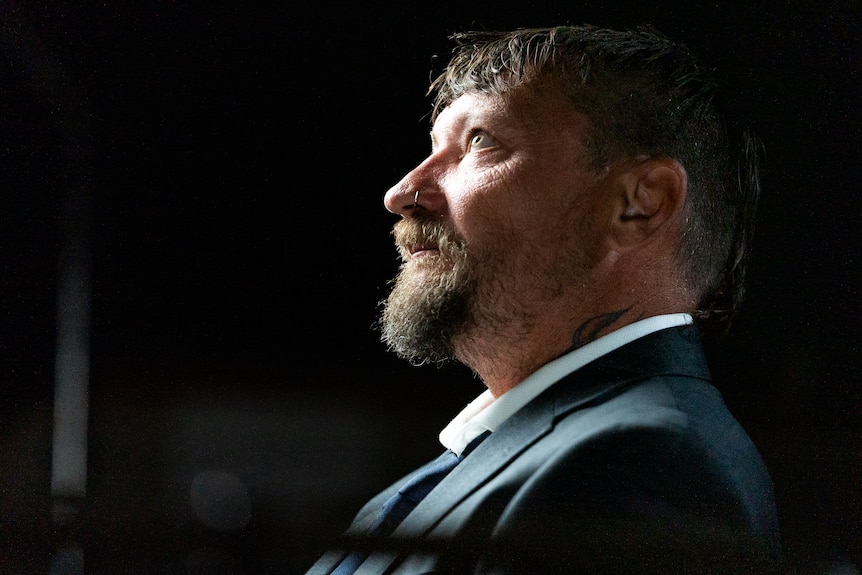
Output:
[383, 184, 418, 215]
[383, 159, 444, 217]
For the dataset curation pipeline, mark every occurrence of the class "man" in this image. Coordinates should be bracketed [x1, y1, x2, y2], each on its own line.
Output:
[308, 25, 780, 574]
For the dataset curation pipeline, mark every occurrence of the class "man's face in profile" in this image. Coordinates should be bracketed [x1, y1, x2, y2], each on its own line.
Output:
[379, 87, 608, 368]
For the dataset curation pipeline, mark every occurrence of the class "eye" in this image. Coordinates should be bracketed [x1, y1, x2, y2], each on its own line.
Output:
[467, 130, 496, 152]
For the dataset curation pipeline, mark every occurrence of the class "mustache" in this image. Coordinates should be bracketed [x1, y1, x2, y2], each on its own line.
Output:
[392, 217, 465, 260]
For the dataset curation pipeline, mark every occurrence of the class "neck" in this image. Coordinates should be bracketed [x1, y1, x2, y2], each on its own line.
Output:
[454, 299, 641, 397]
[454, 289, 693, 398]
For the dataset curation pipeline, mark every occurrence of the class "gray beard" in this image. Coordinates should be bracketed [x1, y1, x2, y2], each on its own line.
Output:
[377, 222, 476, 366]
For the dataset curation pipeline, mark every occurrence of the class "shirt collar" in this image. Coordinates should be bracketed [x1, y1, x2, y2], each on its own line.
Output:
[439, 313, 693, 455]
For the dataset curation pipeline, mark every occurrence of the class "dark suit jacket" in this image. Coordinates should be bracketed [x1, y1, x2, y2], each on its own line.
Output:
[307, 326, 780, 574]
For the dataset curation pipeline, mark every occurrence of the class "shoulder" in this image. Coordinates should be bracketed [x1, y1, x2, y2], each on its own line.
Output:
[483, 377, 779, 573]
[541, 376, 771, 513]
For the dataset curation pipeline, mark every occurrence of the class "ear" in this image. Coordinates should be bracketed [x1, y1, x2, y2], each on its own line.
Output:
[610, 157, 687, 251]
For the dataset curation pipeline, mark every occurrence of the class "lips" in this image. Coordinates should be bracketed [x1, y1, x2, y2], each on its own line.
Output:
[409, 243, 439, 256]
[393, 218, 449, 260]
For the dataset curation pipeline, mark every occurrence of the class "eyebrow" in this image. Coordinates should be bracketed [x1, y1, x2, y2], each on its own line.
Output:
[429, 105, 515, 152]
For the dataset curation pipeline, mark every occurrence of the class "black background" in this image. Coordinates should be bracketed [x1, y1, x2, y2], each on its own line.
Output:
[0, 1, 859, 573]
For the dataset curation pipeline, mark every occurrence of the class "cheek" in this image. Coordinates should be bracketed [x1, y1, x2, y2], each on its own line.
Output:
[443, 167, 513, 238]
[561, 191, 616, 266]
[446, 160, 591, 255]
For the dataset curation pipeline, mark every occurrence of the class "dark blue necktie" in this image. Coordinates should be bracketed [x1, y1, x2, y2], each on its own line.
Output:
[332, 431, 490, 575]
[367, 449, 461, 537]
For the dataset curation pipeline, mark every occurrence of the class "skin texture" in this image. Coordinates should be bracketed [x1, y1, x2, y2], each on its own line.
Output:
[380, 85, 695, 397]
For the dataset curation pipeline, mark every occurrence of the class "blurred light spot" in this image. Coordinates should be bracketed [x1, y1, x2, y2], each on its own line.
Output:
[190, 469, 252, 532]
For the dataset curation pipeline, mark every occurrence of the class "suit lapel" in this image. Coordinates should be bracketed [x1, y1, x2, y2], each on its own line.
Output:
[398, 393, 554, 535]
[398, 325, 708, 538]
[353, 380, 612, 574]
[354, 413, 552, 575]
[356, 325, 709, 574]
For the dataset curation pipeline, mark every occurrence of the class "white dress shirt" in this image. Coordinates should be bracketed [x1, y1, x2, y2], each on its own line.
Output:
[438, 313, 694, 456]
